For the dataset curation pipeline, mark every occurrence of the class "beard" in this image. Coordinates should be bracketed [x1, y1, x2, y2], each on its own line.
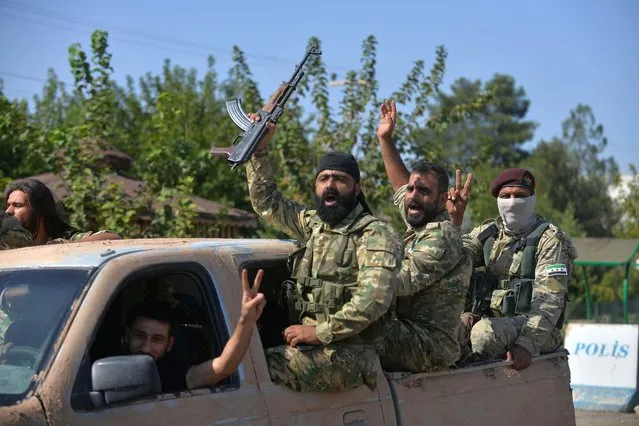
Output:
[315, 187, 359, 227]
[20, 214, 38, 234]
[404, 198, 441, 228]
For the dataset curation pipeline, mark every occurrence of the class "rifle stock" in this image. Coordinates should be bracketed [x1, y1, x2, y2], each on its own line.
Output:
[210, 45, 322, 168]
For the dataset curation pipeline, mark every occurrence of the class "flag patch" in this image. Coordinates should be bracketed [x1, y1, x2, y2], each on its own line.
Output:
[546, 263, 568, 277]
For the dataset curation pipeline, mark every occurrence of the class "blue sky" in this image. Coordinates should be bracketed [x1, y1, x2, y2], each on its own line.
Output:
[1, 0, 637, 173]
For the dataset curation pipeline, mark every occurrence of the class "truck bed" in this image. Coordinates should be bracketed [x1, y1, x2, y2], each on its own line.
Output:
[384, 350, 576, 426]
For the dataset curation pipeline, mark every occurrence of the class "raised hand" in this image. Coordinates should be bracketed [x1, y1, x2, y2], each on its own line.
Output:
[377, 100, 397, 142]
[447, 169, 473, 227]
[240, 268, 266, 324]
[246, 113, 276, 151]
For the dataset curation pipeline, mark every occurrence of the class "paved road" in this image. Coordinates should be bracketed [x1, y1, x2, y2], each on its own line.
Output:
[575, 410, 639, 425]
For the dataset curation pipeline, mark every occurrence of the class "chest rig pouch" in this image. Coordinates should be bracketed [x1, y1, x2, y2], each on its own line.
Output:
[285, 213, 380, 325]
[475, 220, 549, 318]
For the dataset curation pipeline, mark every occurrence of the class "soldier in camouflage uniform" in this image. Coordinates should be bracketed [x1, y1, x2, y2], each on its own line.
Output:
[0, 211, 32, 250]
[376, 100, 473, 373]
[450, 168, 578, 370]
[244, 114, 402, 392]
[6, 178, 120, 245]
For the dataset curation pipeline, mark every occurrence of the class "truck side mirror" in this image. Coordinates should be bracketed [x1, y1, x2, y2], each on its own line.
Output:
[90, 355, 161, 408]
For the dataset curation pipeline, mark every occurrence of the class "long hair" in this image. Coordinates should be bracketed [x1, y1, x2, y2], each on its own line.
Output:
[6, 179, 78, 241]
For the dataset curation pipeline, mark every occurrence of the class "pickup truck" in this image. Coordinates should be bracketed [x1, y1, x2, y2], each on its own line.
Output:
[0, 238, 576, 425]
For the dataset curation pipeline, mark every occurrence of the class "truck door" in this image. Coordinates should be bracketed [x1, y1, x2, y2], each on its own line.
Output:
[238, 261, 395, 426]
[39, 250, 270, 426]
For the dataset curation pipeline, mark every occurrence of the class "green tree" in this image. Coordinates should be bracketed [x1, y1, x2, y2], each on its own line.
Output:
[534, 105, 619, 237]
[614, 165, 639, 239]
[423, 73, 536, 170]
[57, 30, 158, 237]
[0, 90, 40, 187]
[2, 32, 508, 239]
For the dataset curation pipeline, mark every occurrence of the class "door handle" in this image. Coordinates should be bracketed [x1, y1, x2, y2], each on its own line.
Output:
[343, 409, 367, 426]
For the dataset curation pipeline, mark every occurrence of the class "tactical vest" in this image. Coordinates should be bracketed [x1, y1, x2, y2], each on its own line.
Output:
[287, 212, 380, 325]
[471, 219, 550, 318]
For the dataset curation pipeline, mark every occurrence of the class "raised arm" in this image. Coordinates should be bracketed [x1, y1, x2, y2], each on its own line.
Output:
[186, 269, 266, 389]
[244, 115, 308, 240]
[377, 101, 410, 191]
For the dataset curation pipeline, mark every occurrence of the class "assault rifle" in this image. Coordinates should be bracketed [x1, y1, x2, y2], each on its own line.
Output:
[210, 45, 322, 169]
[469, 270, 498, 316]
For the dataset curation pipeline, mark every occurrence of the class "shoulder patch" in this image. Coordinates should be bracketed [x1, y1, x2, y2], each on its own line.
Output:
[546, 263, 568, 277]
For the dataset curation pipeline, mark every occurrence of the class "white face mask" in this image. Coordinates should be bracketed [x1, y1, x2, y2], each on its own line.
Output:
[497, 195, 536, 233]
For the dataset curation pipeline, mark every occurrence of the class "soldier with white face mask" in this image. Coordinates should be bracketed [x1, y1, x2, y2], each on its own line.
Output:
[448, 168, 577, 370]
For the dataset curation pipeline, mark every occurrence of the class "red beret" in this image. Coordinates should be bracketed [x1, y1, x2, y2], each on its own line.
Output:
[490, 168, 535, 198]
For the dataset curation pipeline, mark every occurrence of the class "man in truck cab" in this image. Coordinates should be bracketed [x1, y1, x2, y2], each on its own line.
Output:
[450, 167, 578, 370]
[375, 100, 473, 373]
[121, 269, 266, 392]
[243, 114, 402, 392]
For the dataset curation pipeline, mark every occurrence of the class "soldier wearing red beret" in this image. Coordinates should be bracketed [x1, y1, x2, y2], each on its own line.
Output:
[448, 167, 578, 370]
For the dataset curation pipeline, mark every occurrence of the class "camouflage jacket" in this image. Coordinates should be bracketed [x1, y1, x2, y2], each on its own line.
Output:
[463, 215, 578, 356]
[393, 184, 473, 366]
[0, 212, 32, 250]
[45, 230, 109, 245]
[246, 150, 402, 346]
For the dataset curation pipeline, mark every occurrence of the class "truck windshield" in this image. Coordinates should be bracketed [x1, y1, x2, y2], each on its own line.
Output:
[0, 268, 91, 405]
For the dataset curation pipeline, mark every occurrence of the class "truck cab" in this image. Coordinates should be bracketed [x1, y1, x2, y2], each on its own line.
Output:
[0, 238, 576, 425]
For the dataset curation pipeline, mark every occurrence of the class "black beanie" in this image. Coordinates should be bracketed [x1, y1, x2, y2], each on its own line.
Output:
[316, 151, 360, 182]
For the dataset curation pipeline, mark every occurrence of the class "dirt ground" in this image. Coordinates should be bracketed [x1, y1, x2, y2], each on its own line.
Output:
[575, 410, 639, 425]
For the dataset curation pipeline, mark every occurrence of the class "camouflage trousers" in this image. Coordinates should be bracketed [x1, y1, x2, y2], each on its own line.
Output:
[265, 343, 378, 393]
[379, 318, 457, 373]
[458, 313, 563, 361]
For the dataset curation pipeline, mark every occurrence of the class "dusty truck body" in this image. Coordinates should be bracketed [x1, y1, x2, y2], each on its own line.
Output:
[0, 239, 576, 425]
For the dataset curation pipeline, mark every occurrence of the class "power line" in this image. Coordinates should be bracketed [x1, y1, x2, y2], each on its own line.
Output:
[2, 87, 38, 97]
[0, 71, 51, 83]
[0, 13, 274, 70]
[0, 0, 352, 73]
[1, 1, 405, 99]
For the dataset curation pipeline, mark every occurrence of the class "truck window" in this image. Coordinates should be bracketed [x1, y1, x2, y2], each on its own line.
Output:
[72, 262, 237, 411]
[0, 268, 91, 406]
[243, 262, 293, 349]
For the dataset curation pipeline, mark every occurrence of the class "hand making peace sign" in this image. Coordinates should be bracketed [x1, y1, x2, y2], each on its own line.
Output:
[447, 169, 473, 227]
[240, 268, 266, 324]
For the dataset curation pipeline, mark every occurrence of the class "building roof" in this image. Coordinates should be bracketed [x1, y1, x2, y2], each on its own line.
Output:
[11, 172, 257, 229]
[572, 237, 639, 266]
